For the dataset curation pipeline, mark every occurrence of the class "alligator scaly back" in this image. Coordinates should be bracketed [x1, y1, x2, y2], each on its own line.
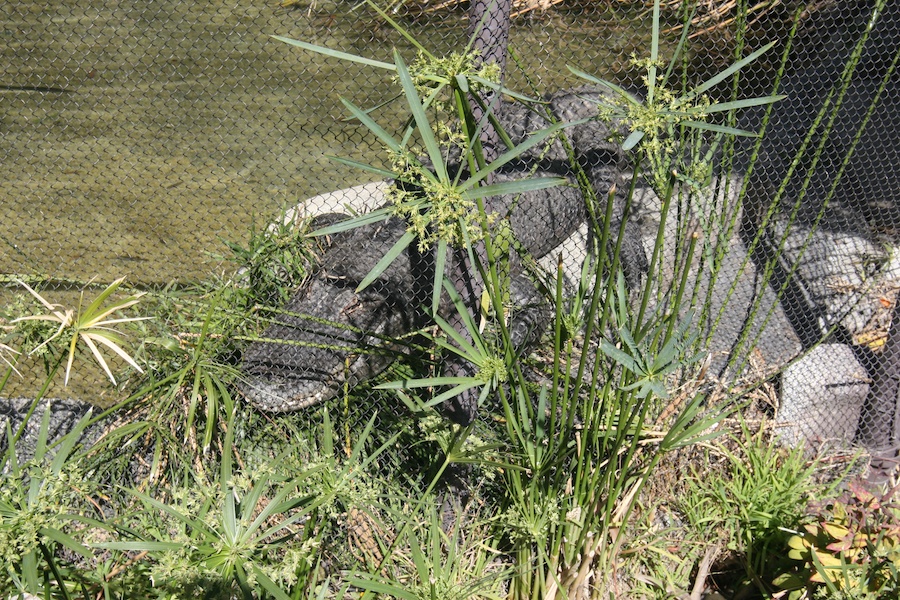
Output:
[239, 87, 645, 413]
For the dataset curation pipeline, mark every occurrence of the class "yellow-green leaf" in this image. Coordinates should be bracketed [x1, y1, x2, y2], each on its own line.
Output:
[822, 522, 850, 540]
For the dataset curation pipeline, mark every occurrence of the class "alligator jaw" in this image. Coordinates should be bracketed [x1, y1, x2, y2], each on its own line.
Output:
[239, 375, 337, 412]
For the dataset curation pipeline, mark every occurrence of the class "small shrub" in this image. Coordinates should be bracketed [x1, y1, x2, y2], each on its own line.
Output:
[776, 480, 900, 600]
[11, 278, 147, 387]
[678, 422, 822, 594]
[0, 410, 101, 597]
[220, 211, 320, 310]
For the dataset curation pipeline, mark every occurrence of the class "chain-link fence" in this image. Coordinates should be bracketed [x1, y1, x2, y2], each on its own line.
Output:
[738, 0, 900, 460]
[2, 1, 898, 459]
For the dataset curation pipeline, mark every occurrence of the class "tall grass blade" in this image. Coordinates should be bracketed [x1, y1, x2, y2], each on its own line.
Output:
[339, 96, 402, 153]
[270, 35, 395, 71]
[394, 49, 447, 182]
[461, 176, 566, 200]
[356, 230, 416, 293]
[687, 41, 777, 100]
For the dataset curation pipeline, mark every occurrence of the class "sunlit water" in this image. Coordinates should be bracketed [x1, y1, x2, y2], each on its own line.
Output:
[0, 0, 678, 400]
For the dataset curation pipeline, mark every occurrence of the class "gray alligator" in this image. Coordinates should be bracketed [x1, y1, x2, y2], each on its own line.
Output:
[240, 87, 647, 415]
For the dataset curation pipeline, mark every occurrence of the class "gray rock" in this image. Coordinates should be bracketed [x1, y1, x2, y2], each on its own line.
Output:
[738, 2, 900, 353]
[703, 232, 805, 381]
[772, 220, 889, 341]
[777, 343, 869, 448]
[635, 176, 804, 381]
[0, 397, 96, 465]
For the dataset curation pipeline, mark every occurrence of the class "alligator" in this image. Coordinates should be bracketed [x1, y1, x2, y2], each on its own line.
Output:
[239, 87, 647, 417]
[239, 211, 555, 413]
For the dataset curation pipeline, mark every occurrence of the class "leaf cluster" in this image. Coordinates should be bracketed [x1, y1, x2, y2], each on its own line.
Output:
[569, 0, 782, 195]
[777, 480, 900, 599]
[675, 421, 826, 597]
[11, 278, 148, 387]
[0, 409, 101, 597]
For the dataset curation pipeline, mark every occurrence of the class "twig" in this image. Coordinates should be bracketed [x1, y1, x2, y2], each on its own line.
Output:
[690, 544, 720, 600]
[105, 550, 150, 582]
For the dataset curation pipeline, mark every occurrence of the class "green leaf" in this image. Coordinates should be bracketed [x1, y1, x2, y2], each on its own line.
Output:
[251, 565, 294, 600]
[21, 550, 40, 593]
[461, 176, 567, 200]
[772, 572, 807, 590]
[325, 154, 406, 181]
[462, 123, 570, 190]
[250, 481, 316, 537]
[648, 0, 661, 102]
[32, 403, 52, 465]
[223, 486, 238, 544]
[436, 381, 490, 409]
[409, 529, 430, 582]
[326, 155, 400, 181]
[431, 313, 482, 363]
[362, 0, 434, 60]
[622, 130, 645, 151]
[566, 66, 642, 108]
[420, 79, 450, 112]
[432, 240, 448, 314]
[441, 276, 489, 354]
[241, 483, 274, 537]
[201, 372, 219, 453]
[356, 230, 416, 292]
[394, 49, 446, 182]
[662, 397, 734, 450]
[40, 527, 92, 560]
[680, 120, 761, 137]
[270, 35, 395, 71]
[307, 207, 394, 237]
[687, 41, 777, 101]
[468, 75, 543, 104]
[599, 339, 638, 373]
[617, 325, 640, 355]
[128, 489, 210, 532]
[347, 576, 419, 600]
[662, 4, 695, 85]
[94, 540, 184, 552]
[50, 409, 92, 473]
[378, 376, 476, 389]
[78, 277, 126, 322]
[339, 97, 402, 153]
[253, 505, 311, 544]
[697, 95, 786, 114]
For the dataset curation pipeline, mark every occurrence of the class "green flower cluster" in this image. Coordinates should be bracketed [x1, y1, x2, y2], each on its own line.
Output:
[385, 51, 502, 251]
[387, 161, 493, 251]
[0, 463, 81, 583]
[622, 55, 713, 192]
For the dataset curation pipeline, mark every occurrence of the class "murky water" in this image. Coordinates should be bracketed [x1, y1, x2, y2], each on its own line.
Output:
[0, 0, 677, 399]
[1, 0, 663, 285]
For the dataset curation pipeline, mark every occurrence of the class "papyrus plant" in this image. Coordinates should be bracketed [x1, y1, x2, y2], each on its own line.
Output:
[12, 277, 147, 386]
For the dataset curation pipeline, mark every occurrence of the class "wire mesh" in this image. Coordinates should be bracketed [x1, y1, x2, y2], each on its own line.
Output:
[1, 0, 899, 457]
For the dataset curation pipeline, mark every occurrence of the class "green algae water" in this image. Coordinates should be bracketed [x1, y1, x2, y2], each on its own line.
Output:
[0, 0, 674, 401]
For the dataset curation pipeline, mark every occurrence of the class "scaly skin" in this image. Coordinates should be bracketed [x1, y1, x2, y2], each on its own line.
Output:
[239, 174, 570, 413]
[240, 88, 646, 413]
